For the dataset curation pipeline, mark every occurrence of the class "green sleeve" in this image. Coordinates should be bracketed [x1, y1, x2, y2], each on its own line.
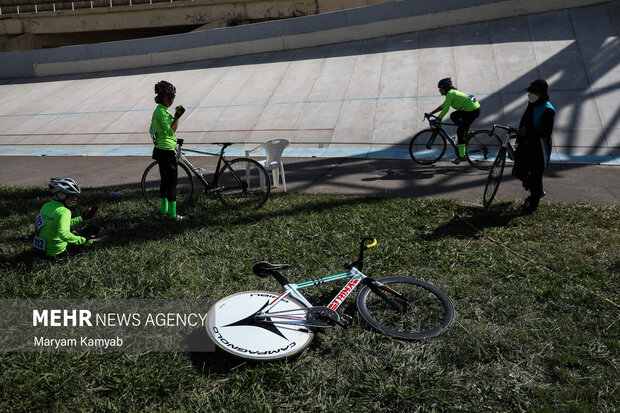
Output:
[58, 210, 86, 245]
[438, 93, 454, 119]
[70, 216, 83, 227]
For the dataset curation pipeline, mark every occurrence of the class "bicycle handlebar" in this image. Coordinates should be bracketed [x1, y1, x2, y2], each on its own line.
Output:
[364, 238, 378, 250]
[492, 124, 517, 135]
[345, 236, 377, 272]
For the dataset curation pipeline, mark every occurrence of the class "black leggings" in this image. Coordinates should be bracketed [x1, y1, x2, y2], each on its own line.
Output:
[512, 138, 550, 208]
[450, 108, 480, 145]
[152, 148, 178, 202]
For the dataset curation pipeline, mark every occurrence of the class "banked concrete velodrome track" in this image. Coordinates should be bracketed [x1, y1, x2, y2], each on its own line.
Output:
[0, 0, 618, 165]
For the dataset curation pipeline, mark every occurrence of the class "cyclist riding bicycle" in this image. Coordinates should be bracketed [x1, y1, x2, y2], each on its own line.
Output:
[150, 80, 186, 221]
[426, 78, 481, 164]
[32, 177, 100, 259]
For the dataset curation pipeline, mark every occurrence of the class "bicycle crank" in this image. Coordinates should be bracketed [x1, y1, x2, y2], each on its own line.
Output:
[306, 307, 349, 329]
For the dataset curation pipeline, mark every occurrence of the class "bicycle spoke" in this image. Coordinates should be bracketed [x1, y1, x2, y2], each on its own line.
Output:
[465, 130, 502, 170]
[216, 158, 270, 210]
[409, 130, 447, 164]
[483, 148, 506, 208]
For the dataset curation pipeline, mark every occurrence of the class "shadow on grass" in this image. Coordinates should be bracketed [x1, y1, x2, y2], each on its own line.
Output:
[89, 191, 388, 247]
[185, 327, 249, 374]
[0, 185, 143, 219]
[1, 188, 388, 270]
[1, 249, 45, 273]
[426, 201, 523, 240]
[186, 326, 312, 374]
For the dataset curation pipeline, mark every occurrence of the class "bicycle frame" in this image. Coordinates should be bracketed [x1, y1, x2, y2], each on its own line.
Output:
[254, 266, 405, 328]
[490, 124, 517, 160]
[253, 268, 364, 326]
[178, 145, 236, 194]
[422, 114, 462, 151]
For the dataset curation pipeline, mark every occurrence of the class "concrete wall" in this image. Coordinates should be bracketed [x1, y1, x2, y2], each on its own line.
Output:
[0, 0, 395, 35]
[0, 0, 611, 78]
[0, 0, 394, 51]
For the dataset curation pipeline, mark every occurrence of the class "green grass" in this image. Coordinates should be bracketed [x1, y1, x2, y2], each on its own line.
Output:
[0, 186, 618, 412]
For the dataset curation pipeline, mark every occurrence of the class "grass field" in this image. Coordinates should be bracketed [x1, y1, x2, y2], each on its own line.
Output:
[0, 186, 618, 412]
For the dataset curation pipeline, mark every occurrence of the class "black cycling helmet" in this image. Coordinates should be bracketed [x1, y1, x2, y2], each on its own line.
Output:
[154, 80, 176, 97]
[437, 78, 453, 90]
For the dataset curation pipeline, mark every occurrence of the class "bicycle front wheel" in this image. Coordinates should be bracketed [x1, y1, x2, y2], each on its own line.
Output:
[465, 130, 502, 170]
[409, 129, 447, 165]
[483, 147, 507, 208]
[141, 161, 194, 210]
[206, 291, 314, 361]
[216, 158, 270, 211]
[356, 277, 455, 340]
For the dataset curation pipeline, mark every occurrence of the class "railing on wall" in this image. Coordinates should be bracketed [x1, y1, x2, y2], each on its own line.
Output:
[0, 0, 189, 15]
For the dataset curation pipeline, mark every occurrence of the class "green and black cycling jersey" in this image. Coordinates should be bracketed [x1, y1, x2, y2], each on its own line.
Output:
[150, 103, 177, 151]
[438, 89, 480, 118]
[33, 200, 88, 256]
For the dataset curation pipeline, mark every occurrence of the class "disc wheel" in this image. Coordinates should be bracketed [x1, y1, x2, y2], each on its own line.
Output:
[206, 291, 313, 361]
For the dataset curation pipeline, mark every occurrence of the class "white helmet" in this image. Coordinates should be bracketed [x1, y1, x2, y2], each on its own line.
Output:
[49, 177, 81, 200]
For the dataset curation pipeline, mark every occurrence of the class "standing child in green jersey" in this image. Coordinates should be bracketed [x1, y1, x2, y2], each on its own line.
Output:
[150, 80, 186, 221]
[33, 177, 100, 259]
[427, 78, 481, 164]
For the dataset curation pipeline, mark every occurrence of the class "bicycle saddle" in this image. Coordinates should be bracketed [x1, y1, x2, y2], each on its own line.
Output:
[214, 142, 233, 148]
[252, 261, 290, 278]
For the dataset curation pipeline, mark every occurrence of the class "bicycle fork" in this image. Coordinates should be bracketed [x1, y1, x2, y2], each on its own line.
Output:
[364, 278, 409, 313]
[426, 131, 440, 149]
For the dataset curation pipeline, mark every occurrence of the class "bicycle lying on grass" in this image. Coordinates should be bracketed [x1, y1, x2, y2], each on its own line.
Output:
[141, 141, 270, 212]
[205, 237, 456, 361]
[409, 113, 502, 170]
[483, 124, 518, 208]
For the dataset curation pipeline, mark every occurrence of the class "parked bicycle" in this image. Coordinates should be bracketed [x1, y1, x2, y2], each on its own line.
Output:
[141, 142, 271, 212]
[483, 124, 518, 208]
[409, 113, 502, 170]
[205, 237, 456, 361]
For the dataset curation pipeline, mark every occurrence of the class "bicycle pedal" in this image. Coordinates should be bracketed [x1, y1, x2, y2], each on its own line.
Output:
[339, 314, 353, 329]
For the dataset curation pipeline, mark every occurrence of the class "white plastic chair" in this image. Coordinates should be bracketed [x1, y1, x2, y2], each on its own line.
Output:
[245, 139, 289, 192]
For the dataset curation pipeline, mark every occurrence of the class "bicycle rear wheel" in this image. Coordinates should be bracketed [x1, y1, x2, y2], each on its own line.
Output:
[408, 129, 447, 165]
[483, 147, 507, 208]
[206, 291, 314, 361]
[465, 130, 502, 170]
[216, 158, 270, 211]
[141, 161, 194, 210]
[356, 277, 455, 340]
